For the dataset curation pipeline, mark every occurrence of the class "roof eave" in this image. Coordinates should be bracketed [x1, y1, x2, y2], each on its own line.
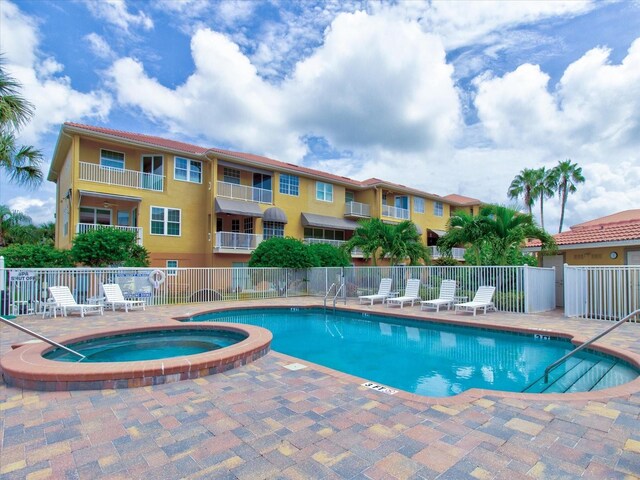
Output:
[523, 238, 640, 252]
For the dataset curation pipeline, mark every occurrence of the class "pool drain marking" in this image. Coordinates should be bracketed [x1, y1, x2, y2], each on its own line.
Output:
[284, 363, 307, 371]
[534, 334, 551, 340]
[362, 382, 398, 395]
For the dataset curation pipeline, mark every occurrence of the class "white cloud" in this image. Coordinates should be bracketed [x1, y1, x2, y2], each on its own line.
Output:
[83, 0, 153, 34]
[85, 33, 116, 60]
[6, 196, 56, 225]
[0, 2, 112, 144]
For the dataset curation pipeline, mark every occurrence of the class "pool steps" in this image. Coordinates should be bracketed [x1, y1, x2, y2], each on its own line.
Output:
[522, 357, 634, 393]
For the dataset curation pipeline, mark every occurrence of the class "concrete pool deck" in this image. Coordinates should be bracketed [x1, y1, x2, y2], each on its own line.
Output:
[1, 298, 639, 479]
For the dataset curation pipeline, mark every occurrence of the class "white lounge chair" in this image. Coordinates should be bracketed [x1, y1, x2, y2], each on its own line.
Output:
[101, 283, 146, 312]
[359, 278, 393, 305]
[454, 286, 496, 316]
[48, 286, 104, 318]
[420, 280, 456, 312]
[386, 279, 421, 308]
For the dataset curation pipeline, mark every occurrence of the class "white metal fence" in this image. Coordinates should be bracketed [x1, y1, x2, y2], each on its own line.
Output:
[0, 261, 555, 316]
[216, 181, 272, 204]
[564, 265, 640, 322]
[79, 162, 164, 191]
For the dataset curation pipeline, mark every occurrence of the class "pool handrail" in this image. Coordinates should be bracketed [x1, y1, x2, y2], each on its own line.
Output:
[0, 315, 86, 361]
[323, 283, 336, 309]
[543, 308, 640, 383]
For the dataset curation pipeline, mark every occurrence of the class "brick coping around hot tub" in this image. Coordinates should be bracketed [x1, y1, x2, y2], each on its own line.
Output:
[0, 323, 272, 391]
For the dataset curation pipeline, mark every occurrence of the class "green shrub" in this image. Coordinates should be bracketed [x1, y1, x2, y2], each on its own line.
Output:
[71, 228, 150, 267]
[0, 243, 74, 268]
[248, 237, 317, 268]
[307, 243, 350, 267]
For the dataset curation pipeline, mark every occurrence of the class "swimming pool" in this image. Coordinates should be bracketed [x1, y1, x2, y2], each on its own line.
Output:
[188, 308, 639, 397]
[43, 329, 247, 362]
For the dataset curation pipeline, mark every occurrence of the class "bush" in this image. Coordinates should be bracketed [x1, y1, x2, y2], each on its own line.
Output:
[248, 237, 318, 268]
[432, 256, 460, 266]
[0, 243, 74, 268]
[307, 243, 350, 267]
[71, 228, 150, 267]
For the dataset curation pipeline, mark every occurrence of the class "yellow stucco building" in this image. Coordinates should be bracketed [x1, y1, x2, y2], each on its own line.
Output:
[48, 123, 481, 268]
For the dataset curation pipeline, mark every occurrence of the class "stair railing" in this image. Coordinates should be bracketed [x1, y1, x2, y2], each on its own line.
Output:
[0, 315, 85, 361]
[543, 308, 640, 383]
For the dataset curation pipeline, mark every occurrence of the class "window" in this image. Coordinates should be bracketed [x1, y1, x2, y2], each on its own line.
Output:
[414, 197, 425, 213]
[166, 260, 178, 276]
[263, 221, 284, 239]
[117, 211, 130, 226]
[80, 207, 111, 225]
[345, 191, 355, 203]
[151, 206, 181, 236]
[100, 150, 124, 170]
[243, 218, 253, 234]
[316, 182, 333, 202]
[131, 207, 138, 227]
[304, 228, 344, 241]
[231, 219, 240, 233]
[174, 157, 202, 183]
[216, 218, 223, 232]
[223, 167, 241, 184]
[434, 201, 444, 217]
[395, 196, 408, 210]
[279, 174, 299, 196]
[63, 206, 69, 236]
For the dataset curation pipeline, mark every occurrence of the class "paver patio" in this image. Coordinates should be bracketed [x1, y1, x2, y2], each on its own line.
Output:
[1, 298, 639, 479]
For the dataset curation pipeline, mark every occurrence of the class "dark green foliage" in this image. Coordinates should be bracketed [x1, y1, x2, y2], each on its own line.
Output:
[248, 237, 317, 268]
[71, 227, 150, 267]
[307, 242, 350, 267]
[0, 243, 74, 268]
[432, 256, 459, 266]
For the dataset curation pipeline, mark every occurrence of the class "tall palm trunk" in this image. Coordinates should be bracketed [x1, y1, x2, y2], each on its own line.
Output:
[558, 182, 568, 233]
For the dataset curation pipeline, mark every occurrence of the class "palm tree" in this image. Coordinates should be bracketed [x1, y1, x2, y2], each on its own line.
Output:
[480, 204, 553, 265]
[0, 59, 43, 187]
[343, 218, 392, 265]
[438, 210, 490, 266]
[507, 168, 540, 216]
[0, 204, 32, 246]
[385, 221, 429, 265]
[532, 167, 557, 231]
[552, 159, 585, 232]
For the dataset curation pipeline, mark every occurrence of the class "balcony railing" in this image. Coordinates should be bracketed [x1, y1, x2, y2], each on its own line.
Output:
[382, 204, 410, 220]
[344, 201, 371, 218]
[79, 162, 164, 191]
[76, 223, 143, 245]
[429, 246, 466, 260]
[217, 181, 272, 204]
[215, 232, 263, 251]
[304, 238, 363, 257]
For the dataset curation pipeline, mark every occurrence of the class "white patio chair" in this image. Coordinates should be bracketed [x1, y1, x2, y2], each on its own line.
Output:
[420, 280, 457, 312]
[101, 283, 146, 312]
[454, 286, 496, 316]
[386, 279, 421, 308]
[48, 286, 104, 318]
[358, 278, 393, 305]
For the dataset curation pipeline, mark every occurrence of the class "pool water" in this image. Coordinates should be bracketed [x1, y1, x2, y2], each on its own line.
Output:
[189, 308, 639, 397]
[44, 329, 246, 362]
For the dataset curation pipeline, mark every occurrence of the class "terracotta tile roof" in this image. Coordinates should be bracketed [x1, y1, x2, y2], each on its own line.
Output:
[443, 194, 481, 205]
[527, 211, 640, 248]
[65, 122, 208, 155]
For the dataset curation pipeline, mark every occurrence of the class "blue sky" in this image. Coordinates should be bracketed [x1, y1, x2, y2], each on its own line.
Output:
[1, 0, 639, 232]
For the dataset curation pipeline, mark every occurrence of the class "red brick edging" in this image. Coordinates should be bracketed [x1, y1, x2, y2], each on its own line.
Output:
[0, 322, 272, 391]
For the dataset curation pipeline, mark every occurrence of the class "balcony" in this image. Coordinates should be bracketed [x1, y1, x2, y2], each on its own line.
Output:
[76, 223, 143, 245]
[344, 201, 371, 218]
[217, 181, 272, 204]
[304, 238, 363, 257]
[382, 204, 409, 220]
[214, 232, 263, 252]
[429, 246, 466, 260]
[79, 162, 164, 191]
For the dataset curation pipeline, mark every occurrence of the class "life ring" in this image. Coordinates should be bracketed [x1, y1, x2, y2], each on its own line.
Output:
[149, 269, 166, 289]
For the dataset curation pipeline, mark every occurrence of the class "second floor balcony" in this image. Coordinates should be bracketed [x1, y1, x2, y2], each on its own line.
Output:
[344, 201, 371, 218]
[217, 181, 272, 204]
[76, 223, 143, 245]
[79, 162, 164, 192]
[303, 237, 363, 257]
[382, 204, 409, 220]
